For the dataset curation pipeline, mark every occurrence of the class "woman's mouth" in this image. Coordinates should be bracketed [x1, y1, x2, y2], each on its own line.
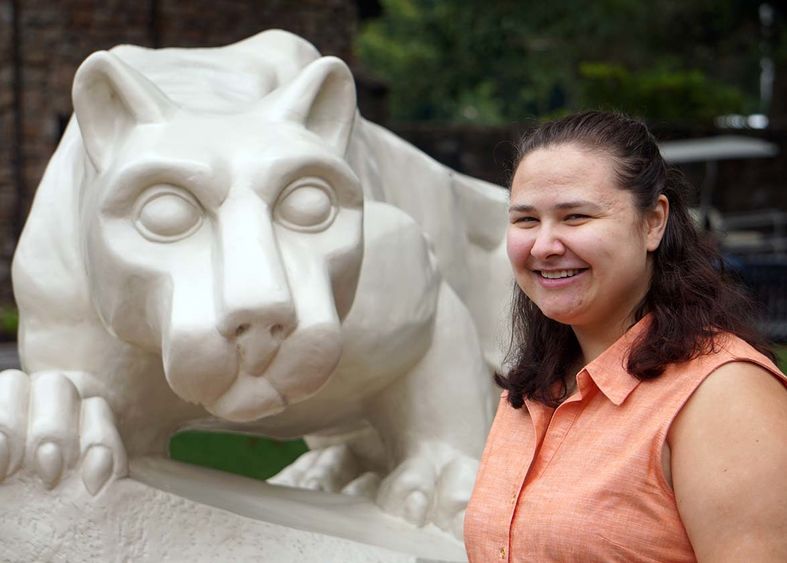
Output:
[537, 268, 586, 279]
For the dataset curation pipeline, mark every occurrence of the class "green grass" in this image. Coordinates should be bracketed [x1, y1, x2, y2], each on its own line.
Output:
[0, 306, 18, 340]
[777, 346, 787, 372]
[169, 431, 308, 481]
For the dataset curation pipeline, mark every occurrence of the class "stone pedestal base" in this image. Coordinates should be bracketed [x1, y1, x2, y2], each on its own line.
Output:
[0, 458, 467, 562]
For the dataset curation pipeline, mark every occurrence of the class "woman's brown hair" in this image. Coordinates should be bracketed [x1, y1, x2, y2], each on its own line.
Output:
[497, 111, 774, 408]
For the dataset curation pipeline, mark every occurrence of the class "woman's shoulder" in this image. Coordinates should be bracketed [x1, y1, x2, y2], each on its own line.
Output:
[712, 331, 780, 365]
[689, 328, 786, 412]
[668, 333, 786, 444]
[693, 358, 786, 408]
[671, 331, 784, 384]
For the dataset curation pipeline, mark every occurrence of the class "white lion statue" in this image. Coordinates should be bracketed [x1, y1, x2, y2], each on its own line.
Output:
[0, 30, 510, 539]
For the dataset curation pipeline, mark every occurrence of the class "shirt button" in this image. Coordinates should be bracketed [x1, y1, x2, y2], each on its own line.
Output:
[499, 546, 506, 559]
[510, 492, 517, 504]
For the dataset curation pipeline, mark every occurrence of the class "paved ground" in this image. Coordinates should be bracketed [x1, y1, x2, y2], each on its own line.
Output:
[0, 342, 20, 370]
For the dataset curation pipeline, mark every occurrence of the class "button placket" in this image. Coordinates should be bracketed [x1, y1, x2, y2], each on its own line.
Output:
[504, 464, 528, 556]
[503, 403, 543, 562]
[526, 401, 581, 483]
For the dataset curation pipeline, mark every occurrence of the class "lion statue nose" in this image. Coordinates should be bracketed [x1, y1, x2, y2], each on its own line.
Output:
[161, 293, 298, 407]
[218, 302, 297, 375]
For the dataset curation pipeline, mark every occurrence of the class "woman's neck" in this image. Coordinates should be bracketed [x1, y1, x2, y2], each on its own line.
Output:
[572, 313, 636, 366]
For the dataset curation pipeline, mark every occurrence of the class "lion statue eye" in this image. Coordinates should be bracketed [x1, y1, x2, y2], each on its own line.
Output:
[275, 179, 337, 232]
[135, 187, 203, 242]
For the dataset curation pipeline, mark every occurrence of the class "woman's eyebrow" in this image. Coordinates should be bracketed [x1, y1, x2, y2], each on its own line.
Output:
[554, 200, 602, 211]
[509, 203, 536, 213]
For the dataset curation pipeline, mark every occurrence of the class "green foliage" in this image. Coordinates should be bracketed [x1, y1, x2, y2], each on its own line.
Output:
[170, 431, 308, 481]
[0, 306, 18, 339]
[357, 0, 574, 123]
[357, 0, 777, 124]
[579, 63, 745, 123]
[777, 346, 787, 372]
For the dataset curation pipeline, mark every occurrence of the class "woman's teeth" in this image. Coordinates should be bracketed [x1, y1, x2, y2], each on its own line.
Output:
[540, 269, 582, 279]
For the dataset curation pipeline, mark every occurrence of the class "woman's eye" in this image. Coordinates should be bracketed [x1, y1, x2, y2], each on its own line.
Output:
[565, 214, 589, 221]
[275, 179, 337, 232]
[135, 187, 203, 242]
[513, 216, 538, 225]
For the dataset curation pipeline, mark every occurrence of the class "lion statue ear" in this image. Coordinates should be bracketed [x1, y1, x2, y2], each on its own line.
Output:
[72, 51, 177, 171]
[264, 56, 357, 155]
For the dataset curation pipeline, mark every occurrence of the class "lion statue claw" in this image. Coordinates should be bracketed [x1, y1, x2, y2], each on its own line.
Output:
[0, 369, 127, 493]
[2, 30, 510, 538]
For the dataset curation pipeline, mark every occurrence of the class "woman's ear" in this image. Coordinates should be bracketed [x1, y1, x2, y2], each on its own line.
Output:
[646, 194, 669, 251]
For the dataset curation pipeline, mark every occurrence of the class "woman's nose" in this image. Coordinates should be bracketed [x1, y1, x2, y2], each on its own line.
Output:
[530, 225, 565, 260]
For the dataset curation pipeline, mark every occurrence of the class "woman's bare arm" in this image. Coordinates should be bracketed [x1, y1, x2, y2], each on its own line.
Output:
[669, 361, 787, 562]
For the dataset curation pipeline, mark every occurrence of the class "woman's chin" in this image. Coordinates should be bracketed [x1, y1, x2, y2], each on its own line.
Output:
[539, 307, 582, 326]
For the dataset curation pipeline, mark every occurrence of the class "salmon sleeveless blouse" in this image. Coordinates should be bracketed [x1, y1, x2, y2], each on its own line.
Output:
[464, 319, 786, 562]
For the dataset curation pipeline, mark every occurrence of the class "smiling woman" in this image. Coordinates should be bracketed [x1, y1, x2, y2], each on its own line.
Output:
[506, 143, 668, 354]
[464, 111, 787, 562]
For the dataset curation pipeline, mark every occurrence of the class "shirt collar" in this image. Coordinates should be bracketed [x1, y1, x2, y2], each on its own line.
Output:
[582, 314, 651, 406]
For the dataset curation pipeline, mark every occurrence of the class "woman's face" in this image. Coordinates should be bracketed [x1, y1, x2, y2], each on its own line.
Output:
[506, 143, 667, 334]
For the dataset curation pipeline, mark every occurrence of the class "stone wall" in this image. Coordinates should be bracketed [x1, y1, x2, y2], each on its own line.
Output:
[0, 0, 358, 305]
